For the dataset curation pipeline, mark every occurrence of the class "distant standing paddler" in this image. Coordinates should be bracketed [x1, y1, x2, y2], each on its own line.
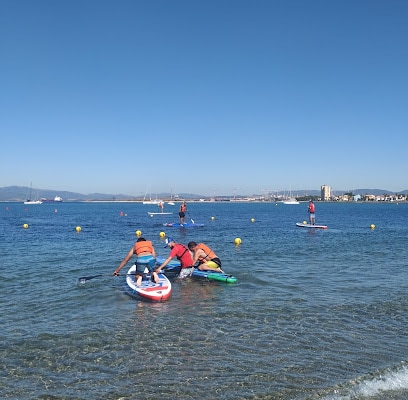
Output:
[308, 200, 316, 225]
[179, 201, 187, 225]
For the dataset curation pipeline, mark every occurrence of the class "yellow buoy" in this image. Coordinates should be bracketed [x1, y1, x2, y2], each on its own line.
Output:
[251, 218, 255, 223]
[159, 231, 166, 238]
[75, 226, 81, 232]
[211, 216, 215, 220]
[23, 223, 28, 229]
[370, 224, 375, 230]
[136, 230, 142, 236]
[234, 237, 242, 245]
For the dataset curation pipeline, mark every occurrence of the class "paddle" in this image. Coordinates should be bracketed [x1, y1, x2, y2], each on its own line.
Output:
[187, 211, 195, 224]
[162, 264, 181, 272]
[78, 274, 108, 282]
[160, 265, 181, 277]
[153, 260, 181, 276]
[78, 272, 137, 283]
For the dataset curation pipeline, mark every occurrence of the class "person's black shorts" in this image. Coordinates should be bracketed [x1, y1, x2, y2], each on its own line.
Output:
[211, 258, 222, 267]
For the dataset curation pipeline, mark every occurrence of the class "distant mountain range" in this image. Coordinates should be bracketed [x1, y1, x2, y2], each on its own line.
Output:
[0, 185, 407, 202]
[0, 186, 200, 202]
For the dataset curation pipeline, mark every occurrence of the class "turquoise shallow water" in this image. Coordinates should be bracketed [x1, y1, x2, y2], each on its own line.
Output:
[1, 201, 408, 399]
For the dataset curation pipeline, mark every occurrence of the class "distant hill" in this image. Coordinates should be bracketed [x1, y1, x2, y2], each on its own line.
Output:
[337, 188, 408, 196]
[0, 186, 131, 202]
[0, 186, 406, 202]
[0, 186, 203, 202]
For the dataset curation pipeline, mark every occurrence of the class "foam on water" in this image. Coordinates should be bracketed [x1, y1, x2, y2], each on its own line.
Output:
[322, 363, 408, 400]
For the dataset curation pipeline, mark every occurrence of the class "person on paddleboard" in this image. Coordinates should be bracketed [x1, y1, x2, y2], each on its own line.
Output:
[308, 200, 316, 225]
[158, 201, 164, 213]
[188, 241, 224, 273]
[113, 237, 159, 285]
[154, 237, 194, 278]
[179, 201, 187, 225]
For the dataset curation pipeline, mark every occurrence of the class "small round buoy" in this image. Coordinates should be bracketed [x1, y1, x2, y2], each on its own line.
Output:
[150, 214, 154, 218]
[136, 230, 142, 236]
[23, 223, 28, 229]
[211, 216, 215, 220]
[159, 231, 166, 238]
[75, 226, 81, 232]
[303, 221, 307, 225]
[370, 224, 375, 230]
[234, 237, 242, 245]
[251, 218, 255, 223]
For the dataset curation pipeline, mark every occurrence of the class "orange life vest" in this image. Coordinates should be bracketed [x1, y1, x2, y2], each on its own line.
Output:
[134, 240, 154, 255]
[197, 243, 216, 262]
[309, 203, 315, 213]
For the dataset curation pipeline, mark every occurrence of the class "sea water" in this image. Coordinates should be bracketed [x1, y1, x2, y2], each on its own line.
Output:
[1, 201, 407, 399]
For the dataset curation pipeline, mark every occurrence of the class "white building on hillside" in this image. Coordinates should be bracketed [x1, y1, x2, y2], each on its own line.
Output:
[321, 185, 331, 201]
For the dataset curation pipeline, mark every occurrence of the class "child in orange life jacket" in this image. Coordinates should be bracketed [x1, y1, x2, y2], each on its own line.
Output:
[308, 200, 316, 225]
[188, 241, 224, 273]
[113, 237, 159, 285]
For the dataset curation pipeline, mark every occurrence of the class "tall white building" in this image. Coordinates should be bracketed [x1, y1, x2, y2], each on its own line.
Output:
[321, 185, 331, 201]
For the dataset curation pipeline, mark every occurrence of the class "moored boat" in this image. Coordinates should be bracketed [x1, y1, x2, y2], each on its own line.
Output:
[24, 182, 42, 204]
[24, 199, 43, 205]
[41, 196, 63, 203]
[282, 197, 299, 204]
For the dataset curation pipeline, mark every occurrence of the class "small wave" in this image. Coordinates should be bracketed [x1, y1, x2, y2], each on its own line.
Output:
[321, 362, 408, 399]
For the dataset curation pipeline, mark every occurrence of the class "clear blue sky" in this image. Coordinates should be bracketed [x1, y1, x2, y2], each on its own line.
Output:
[1, 0, 407, 196]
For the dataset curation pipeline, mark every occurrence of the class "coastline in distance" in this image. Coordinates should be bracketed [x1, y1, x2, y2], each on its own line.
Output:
[0, 185, 407, 202]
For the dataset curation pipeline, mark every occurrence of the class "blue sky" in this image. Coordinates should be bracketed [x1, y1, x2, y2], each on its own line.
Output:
[1, 0, 407, 196]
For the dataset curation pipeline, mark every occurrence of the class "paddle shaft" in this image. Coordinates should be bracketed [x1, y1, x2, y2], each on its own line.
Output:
[78, 272, 138, 282]
[187, 211, 195, 223]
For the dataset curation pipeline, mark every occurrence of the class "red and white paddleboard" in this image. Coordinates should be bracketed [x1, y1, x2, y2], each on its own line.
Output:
[126, 264, 172, 302]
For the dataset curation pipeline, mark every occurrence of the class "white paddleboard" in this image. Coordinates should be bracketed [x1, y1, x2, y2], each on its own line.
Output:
[148, 212, 173, 216]
[296, 222, 328, 229]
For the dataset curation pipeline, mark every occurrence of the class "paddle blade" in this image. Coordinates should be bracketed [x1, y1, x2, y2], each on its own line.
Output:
[78, 274, 104, 283]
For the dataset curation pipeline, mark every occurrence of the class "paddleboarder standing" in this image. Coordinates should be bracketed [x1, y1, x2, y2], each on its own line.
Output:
[179, 201, 187, 225]
[158, 201, 164, 213]
[308, 200, 316, 225]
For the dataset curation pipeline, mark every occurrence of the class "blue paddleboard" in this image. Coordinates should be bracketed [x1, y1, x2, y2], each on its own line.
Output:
[156, 256, 237, 283]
